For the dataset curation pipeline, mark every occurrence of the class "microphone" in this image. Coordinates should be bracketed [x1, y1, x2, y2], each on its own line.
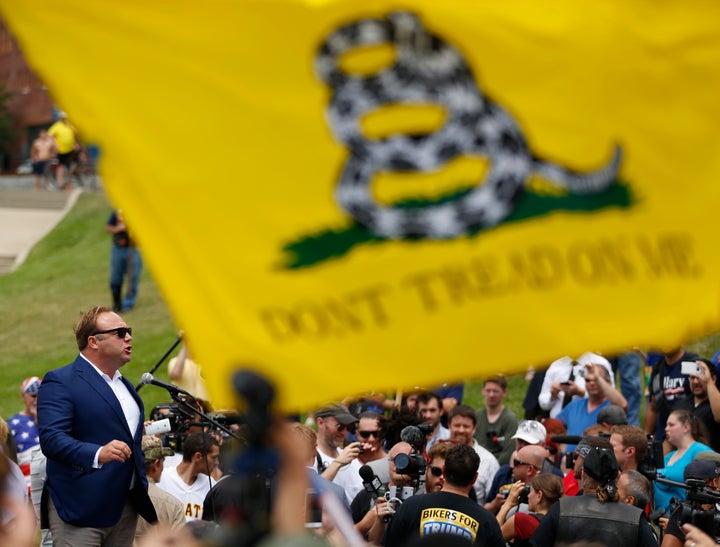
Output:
[400, 425, 425, 451]
[140, 373, 193, 397]
[359, 465, 389, 522]
[359, 465, 384, 495]
[550, 435, 583, 445]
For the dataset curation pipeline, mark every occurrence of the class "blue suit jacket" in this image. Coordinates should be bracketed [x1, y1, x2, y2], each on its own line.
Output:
[38, 355, 157, 527]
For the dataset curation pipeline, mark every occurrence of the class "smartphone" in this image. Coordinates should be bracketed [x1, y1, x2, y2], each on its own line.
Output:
[681, 361, 702, 377]
[305, 488, 322, 529]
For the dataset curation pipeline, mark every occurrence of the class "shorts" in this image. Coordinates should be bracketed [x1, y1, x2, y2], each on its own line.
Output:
[32, 161, 48, 175]
[57, 151, 76, 167]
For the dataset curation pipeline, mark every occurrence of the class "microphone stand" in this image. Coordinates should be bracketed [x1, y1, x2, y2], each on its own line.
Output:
[135, 333, 184, 391]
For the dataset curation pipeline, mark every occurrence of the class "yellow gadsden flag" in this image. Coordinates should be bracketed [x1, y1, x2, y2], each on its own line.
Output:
[4, 1, 720, 411]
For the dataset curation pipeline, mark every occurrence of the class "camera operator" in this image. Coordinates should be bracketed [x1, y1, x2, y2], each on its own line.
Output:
[382, 443, 505, 546]
[496, 473, 564, 546]
[495, 445, 547, 520]
[660, 459, 720, 547]
[532, 446, 657, 547]
[353, 441, 415, 542]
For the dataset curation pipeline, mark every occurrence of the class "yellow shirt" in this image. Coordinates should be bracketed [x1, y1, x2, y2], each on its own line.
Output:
[48, 121, 76, 154]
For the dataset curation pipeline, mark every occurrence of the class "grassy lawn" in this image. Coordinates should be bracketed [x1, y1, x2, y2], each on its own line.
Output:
[1, 190, 718, 421]
[0, 192, 178, 418]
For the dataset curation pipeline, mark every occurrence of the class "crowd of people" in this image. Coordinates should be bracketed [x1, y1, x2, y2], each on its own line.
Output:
[2, 307, 720, 546]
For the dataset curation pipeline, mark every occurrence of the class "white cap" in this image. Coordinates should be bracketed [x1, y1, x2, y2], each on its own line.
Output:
[511, 420, 547, 444]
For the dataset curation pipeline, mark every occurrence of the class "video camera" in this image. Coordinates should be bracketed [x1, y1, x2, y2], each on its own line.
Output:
[379, 424, 431, 516]
[657, 478, 720, 541]
[397, 425, 429, 488]
[637, 436, 664, 481]
[149, 403, 245, 453]
[150, 402, 194, 452]
[394, 452, 427, 483]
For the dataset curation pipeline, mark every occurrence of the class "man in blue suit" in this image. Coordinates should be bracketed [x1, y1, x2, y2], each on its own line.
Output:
[38, 306, 157, 546]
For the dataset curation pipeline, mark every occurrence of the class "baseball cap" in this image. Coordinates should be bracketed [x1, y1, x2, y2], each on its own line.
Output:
[575, 439, 593, 459]
[597, 405, 628, 426]
[21, 376, 42, 395]
[142, 436, 174, 460]
[314, 405, 358, 425]
[695, 451, 720, 465]
[583, 446, 618, 484]
[511, 420, 547, 445]
[684, 459, 720, 481]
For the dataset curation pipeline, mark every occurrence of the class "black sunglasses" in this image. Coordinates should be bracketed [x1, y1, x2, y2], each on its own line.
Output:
[357, 430, 380, 439]
[429, 465, 443, 477]
[513, 458, 532, 467]
[92, 327, 133, 339]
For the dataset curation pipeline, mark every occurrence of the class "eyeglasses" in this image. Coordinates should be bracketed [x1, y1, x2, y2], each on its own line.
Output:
[513, 458, 532, 467]
[335, 422, 347, 432]
[92, 327, 133, 339]
[357, 430, 380, 439]
[429, 466, 443, 477]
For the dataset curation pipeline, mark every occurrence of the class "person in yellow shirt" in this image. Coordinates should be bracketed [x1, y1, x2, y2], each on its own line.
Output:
[167, 342, 210, 403]
[47, 112, 78, 190]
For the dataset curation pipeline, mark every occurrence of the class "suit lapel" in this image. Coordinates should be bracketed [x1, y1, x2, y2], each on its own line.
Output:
[75, 357, 134, 438]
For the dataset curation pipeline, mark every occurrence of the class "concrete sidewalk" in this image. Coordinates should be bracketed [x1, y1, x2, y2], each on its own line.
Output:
[0, 175, 83, 274]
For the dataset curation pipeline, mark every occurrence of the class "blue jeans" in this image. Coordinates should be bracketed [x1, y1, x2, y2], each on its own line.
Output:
[613, 352, 642, 426]
[110, 245, 142, 310]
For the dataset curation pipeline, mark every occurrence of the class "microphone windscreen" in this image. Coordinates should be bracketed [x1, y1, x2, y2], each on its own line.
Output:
[359, 464, 374, 481]
[400, 425, 425, 447]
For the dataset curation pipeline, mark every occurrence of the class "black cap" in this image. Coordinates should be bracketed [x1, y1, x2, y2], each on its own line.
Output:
[315, 405, 358, 425]
[685, 459, 720, 481]
[583, 446, 618, 485]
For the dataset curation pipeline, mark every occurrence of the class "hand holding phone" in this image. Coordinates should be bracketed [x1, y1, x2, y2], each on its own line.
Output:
[681, 361, 702, 377]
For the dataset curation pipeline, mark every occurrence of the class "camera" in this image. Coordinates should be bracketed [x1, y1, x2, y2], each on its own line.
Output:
[498, 484, 530, 503]
[518, 484, 531, 505]
[638, 436, 664, 481]
[150, 403, 191, 452]
[394, 452, 427, 480]
[674, 479, 720, 541]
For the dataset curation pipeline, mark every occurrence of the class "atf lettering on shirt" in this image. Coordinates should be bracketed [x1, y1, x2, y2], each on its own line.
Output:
[663, 376, 687, 401]
[185, 503, 202, 519]
[420, 508, 478, 541]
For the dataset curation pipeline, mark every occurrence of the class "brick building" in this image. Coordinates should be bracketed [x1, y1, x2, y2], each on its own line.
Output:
[0, 16, 54, 172]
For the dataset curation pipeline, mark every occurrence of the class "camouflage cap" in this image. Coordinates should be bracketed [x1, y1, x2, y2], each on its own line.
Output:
[142, 435, 174, 460]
